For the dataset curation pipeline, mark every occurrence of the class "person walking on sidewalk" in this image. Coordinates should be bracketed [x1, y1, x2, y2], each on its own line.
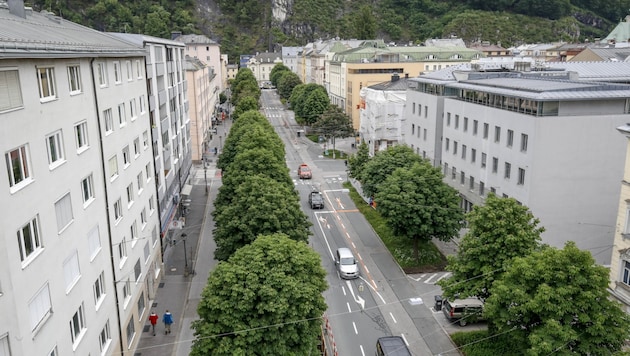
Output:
[163, 310, 174, 334]
[148, 311, 159, 336]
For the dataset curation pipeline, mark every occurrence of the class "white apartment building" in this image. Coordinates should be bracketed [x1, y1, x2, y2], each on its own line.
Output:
[404, 66, 630, 265]
[0, 2, 161, 355]
[282, 46, 302, 75]
[111, 34, 192, 245]
[185, 56, 219, 162]
[247, 52, 283, 85]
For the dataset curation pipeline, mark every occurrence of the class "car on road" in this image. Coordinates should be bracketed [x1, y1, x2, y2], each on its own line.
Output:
[375, 336, 412, 356]
[308, 190, 325, 209]
[335, 247, 359, 279]
[298, 163, 312, 179]
[442, 297, 485, 326]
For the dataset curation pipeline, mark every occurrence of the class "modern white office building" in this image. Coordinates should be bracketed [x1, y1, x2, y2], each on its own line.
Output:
[0, 2, 162, 355]
[404, 64, 630, 265]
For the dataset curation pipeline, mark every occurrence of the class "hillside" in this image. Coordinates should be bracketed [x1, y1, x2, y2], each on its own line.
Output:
[29, 0, 627, 62]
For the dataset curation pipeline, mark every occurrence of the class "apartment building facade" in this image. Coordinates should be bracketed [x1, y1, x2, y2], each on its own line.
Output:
[185, 56, 219, 162]
[173, 33, 225, 93]
[0, 3, 162, 356]
[404, 68, 630, 265]
[247, 52, 283, 85]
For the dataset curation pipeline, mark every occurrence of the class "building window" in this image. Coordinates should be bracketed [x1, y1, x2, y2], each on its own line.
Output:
[424, 106, 428, 117]
[451, 167, 456, 180]
[149, 195, 155, 213]
[74, 121, 89, 151]
[505, 162, 511, 179]
[443, 162, 448, 175]
[97, 62, 108, 86]
[18, 216, 41, 263]
[473, 120, 478, 135]
[142, 131, 149, 149]
[81, 174, 94, 204]
[521, 133, 528, 152]
[123, 280, 131, 305]
[108, 155, 118, 180]
[137, 291, 145, 318]
[446, 113, 451, 126]
[0, 69, 24, 111]
[134, 259, 142, 282]
[104, 108, 114, 133]
[130, 220, 138, 241]
[412, 103, 416, 114]
[479, 181, 485, 195]
[463, 117, 468, 132]
[126, 316, 135, 345]
[126, 60, 132, 81]
[63, 251, 81, 292]
[423, 129, 427, 140]
[445, 138, 450, 151]
[94, 271, 106, 307]
[136, 60, 142, 79]
[507, 129, 514, 147]
[471, 148, 476, 163]
[119, 238, 128, 266]
[137, 172, 144, 193]
[469, 176, 474, 190]
[460, 171, 465, 184]
[69, 304, 86, 345]
[481, 153, 487, 168]
[46, 130, 65, 167]
[130, 98, 137, 120]
[461, 144, 466, 159]
[118, 103, 126, 126]
[518, 167, 525, 185]
[113, 61, 121, 84]
[99, 320, 112, 353]
[122, 146, 131, 167]
[88, 226, 101, 260]
[6, 144, 32, 188]
[141, 208, 147, 228]
[37, 67, 56, 101]
[455, 115, 459, 129]
[126, 184, 134, 206]
[483, 123, 489, 139]
[54, 193, 73, 232]
[114, 198, 123, 221]
[133, 138, 140, 157]
[29, 283, 51, 331]
[623, 261, 630, 285]
[453, 141, 458, 155]
[492, 157, 498, 173]
[140, 95, 146, 113]
[411, 124, 415, 135]
[67, 65, 82, 94]
[494, 126, 501, 143]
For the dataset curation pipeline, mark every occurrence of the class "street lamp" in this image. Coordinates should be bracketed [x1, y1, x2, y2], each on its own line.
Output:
[181, 233, 188, 277]
[204, 164, 208, 194]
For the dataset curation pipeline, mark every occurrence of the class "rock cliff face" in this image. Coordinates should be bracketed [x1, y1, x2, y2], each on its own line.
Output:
[272, 0, 292, 23]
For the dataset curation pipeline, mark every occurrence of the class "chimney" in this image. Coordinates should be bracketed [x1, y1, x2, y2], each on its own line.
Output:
[8, 0, 26, 18]
[391, 73, 400, 82]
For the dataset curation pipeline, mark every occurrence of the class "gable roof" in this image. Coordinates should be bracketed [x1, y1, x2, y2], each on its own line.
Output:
[173, 34, 218, 46]
[602, 16, 630, 44]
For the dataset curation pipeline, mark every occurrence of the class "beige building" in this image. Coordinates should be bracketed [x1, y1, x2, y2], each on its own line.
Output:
[328, 40, 483, 129]
[185, 56, 219, 162]
[248, 52, 283, 85]
[173, 33, 225, 93]
[609, 123, 630, 313]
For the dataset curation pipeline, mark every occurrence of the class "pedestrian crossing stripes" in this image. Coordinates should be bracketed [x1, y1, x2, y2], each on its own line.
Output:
[293, 176, 344, 185]
[407, 272, 452, 285]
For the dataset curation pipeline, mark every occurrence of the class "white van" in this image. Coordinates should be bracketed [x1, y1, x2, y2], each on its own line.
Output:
[335, 248, 359, 279]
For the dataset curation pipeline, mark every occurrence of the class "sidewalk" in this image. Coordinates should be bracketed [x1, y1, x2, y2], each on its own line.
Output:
[135, 119, 230, 356]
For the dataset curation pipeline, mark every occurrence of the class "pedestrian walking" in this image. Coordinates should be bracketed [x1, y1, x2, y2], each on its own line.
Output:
[163, 310, 174, 334]
[148, 311, 158, 336]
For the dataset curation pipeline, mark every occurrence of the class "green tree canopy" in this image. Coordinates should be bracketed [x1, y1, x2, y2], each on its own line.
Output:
[301, 89, 330, 124]
[438, 194, 544, 300]
[359, 145, 425, 197]
[485, 242, 630, 355]
[376, 161, 464, 263]
[217, 121, 283, 171]
[270, 63, 291, 87]
[232, 96, 259, 121]
[353, 5, 377, 39]
[311, 105, 354, 139]
[191, 233, 328, 356]
[290, 83, 327, 123]
[348, 141, 369, 179]
[277, 71, 302, 100]
[212, 176, 311, 260]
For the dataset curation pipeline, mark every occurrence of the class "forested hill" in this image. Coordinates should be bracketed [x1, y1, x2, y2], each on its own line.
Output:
[29, 0, 628, 62]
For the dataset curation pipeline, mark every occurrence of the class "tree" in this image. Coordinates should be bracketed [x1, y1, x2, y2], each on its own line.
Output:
[217, 122, 284, 171]
[191, 233, 328, 356]
[348, 141, 369, 178]
[301, 90, 330, 124]
[311, 106, 354, 155]
[289, 83, 327, 122]
[358, 145, 425, 197]
[376, 162, 464, 263]
[143, 5, 171, 38]
[213, 175, 311, 260]
[485, 242, 630, 355]
[269, 63, 291, 88]
[353, 6, 377, 39]
[438, 194, 544, 301]
[232, 96, 259, 121]
[277, 71, 302, 100]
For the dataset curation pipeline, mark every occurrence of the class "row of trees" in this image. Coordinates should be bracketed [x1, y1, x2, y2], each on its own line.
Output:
[347, 140, 630, 353]
[191, 68, 328, 355]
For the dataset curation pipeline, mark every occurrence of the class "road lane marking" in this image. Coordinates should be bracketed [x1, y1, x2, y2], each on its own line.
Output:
[351, 241, 356, 249]
[347, 302, 352, 313]
[401, 334, 409, 346]
[353, 321, 358, 334]
[390, 312, 397, 323]
[346, 280, 365, 309]
[360, 345, 365, 355]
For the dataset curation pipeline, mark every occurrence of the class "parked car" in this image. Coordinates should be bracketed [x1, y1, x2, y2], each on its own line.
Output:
[375, 336, 412, 356]
[298, 163, 312, 179]
[442, 297, 485, 326]
[335, 247, 359, 279]
[308, 191, 325, 209]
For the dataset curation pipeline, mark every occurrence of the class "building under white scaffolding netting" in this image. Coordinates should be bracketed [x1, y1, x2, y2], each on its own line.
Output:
[359, 73, 410, 156]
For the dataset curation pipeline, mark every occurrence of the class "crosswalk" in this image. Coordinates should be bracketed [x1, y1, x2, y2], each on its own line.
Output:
[294, 176, 345, 186]
[407, 272, 452, 285]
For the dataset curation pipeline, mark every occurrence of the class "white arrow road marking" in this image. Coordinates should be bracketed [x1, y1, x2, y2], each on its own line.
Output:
[336, 197, 345, 209]
[346, 280, 365, 309]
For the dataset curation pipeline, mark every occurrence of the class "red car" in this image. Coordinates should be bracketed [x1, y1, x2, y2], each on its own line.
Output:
[298, 164, 312, 179]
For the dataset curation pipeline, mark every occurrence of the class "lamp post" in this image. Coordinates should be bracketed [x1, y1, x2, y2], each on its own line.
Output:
[204, 164, 208, 194]
[181, 233, 188, 277]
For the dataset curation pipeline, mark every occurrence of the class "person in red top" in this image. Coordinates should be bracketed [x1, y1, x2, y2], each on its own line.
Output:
[148, 311, 159, 336]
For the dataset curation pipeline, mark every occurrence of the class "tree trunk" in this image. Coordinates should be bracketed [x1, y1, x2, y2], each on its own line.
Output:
[332, 136, 336, 159]
[414, 237, 419, 265]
